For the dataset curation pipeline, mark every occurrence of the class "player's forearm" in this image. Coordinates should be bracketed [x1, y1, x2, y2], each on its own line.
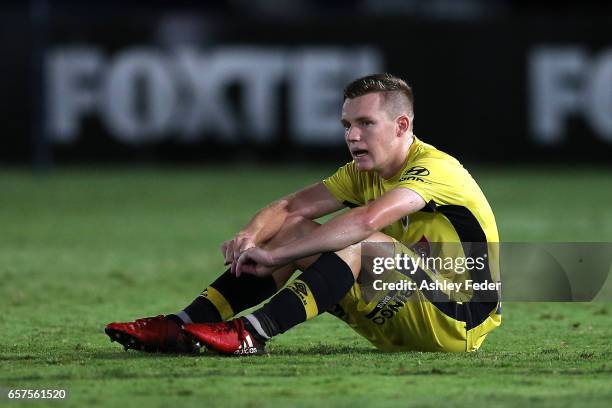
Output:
[269, 206, 376, 264]
[238, 199, 292, 244]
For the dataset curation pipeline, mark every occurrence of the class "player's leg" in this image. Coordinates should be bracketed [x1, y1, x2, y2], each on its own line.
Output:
[104, 215, 319, 352]
[183, 233, 395, 355]
[327, 240, 502, 352]
[172, 215, 320, 325]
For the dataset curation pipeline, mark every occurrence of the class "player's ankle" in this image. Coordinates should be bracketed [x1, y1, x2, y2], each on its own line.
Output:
[242, 314, 273, 343]
[165, 313, 187, 327]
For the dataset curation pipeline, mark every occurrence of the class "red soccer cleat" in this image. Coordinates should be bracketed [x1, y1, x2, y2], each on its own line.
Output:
[183, 319, 266, 356]
[105, 315, 198, 353]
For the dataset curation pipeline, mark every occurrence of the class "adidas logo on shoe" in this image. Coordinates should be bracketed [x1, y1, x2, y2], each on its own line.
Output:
[234, 334, 262, 355]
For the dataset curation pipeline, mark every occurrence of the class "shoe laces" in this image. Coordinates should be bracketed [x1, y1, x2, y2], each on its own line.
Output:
[207, 320, 247, 343]
[134, 315, 164, 327]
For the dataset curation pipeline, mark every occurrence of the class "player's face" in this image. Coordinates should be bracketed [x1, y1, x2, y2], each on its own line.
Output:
[341, 93, 401, 174]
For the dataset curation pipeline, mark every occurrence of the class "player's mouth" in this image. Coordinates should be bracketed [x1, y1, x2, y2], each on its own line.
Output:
[352, 149, 369, 158]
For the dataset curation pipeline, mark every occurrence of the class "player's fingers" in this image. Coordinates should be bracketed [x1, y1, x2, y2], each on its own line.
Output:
[238, 257, 256, 276]
[224, 241, 235, 265]
[255, 264, 273, 278]
[235, 250, 250, 277]
[239, 237, 255, 257]
[236, 251, 256, 278]
[221, 242, 230, 264]
[231, 258, 238, 277]
[241, 263, 258, 276]
[233, 238, 244, 263]
[236, 255, 249, 278]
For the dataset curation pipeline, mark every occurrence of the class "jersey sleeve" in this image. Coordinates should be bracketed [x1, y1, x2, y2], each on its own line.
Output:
[395, 158, 460, 207]
[322, 162, 362, 207]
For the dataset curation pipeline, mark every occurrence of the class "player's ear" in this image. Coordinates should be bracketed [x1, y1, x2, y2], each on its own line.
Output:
[396, 115, 410, 136]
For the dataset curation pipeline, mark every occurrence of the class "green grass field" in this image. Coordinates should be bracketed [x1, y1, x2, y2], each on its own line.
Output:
[1, 165, 611, 407]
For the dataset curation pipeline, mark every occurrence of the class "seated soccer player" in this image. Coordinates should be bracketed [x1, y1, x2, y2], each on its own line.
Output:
[105, 73, 501, 355]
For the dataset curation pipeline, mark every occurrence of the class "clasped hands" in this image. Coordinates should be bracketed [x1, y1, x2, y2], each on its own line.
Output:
[221, 234, 279, 277]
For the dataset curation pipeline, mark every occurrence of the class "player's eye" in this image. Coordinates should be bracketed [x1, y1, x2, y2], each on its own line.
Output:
[361, 120, 375, 126]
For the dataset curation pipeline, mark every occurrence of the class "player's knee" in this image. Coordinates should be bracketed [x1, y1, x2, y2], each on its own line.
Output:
[364, 231, 395, 244]
[333, 233, 394, 279]
[334, 243, 362, 279]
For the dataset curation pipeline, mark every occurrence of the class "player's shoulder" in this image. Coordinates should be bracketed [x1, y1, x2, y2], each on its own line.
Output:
[401, 136, 464, 178]
[324, 160, 364, 189]
[411, 136, 461, 166]
[331, 159, 375, 182]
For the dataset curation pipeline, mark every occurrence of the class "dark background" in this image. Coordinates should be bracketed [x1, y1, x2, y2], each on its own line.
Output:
[2, 0, 612, 166]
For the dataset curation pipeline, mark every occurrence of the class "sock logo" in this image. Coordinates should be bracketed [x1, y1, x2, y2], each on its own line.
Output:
[291, 281, 309, 297]
[288, 280, 318, 319]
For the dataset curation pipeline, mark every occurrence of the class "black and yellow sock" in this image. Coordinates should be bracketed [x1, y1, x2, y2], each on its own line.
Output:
[244, 252, 355, 338]
[173, 269, 278, 324]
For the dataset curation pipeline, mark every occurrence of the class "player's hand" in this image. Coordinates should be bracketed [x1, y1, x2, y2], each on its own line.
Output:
[221, 233, 256, 265]
[233, 247, 277, 278]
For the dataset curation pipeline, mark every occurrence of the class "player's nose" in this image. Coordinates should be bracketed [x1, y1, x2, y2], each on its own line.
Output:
[345, 126, 361, 142]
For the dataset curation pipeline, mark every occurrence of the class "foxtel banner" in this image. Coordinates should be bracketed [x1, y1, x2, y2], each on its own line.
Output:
[2, 13, 612, 162]
[46, 47, 381, 146]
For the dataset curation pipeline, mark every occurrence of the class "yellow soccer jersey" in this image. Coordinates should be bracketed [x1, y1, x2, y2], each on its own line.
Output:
[324, 136, 500, 303]
[323, 136, 499, 247]
[324, 136, 501, 348]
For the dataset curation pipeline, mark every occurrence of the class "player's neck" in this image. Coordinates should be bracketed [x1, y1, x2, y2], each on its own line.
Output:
[379, 135, 414, 179]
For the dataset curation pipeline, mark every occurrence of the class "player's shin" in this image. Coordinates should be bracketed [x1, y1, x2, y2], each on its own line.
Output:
[170, 269, 277, 324]
[244, 252, 355, 340]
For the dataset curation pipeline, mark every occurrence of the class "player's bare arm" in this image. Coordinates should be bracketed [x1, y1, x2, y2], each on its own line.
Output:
[234, 187, 426, 277]
[222, 182, 343, 265]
